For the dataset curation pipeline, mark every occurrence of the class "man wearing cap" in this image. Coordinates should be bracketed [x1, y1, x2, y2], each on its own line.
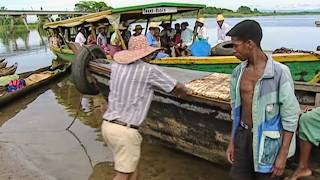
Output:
[225, 20, 300, 180]
[146, 22, 169, 59]
[146, 22, 161, 48]
[216, 14, 231, 43]
[132, 25, 144, 37]
[194, 17, 208, 40]
[75, 26, 86, 46]
[102, 35, 190, 180]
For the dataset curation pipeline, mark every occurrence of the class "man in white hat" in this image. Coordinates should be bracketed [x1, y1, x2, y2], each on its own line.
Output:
[216, 14, 231, 43]
[75, 26, 86, 46]
[146, 22, 161, 48]
[102, 35, 191, 180]
[195, 17, 209, 40]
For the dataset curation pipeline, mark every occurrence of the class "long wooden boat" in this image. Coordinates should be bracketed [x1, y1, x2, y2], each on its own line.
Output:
[150, 53, 320, 83]
[66, 2, 320, 174]
[44, 3, 206, 63]
[44, 3, 320, 83]
[0, 64, 70, 107]
[70, 55, 320, 175]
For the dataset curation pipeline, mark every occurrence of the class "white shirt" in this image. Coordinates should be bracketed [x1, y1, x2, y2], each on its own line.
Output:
[181, 28, 193, 47]
[75, 32, 86, 46]
[97, 33, 107, 46]
[196, 26, 208, 40]
[217, 23, 231, 43]
[103, 60, 177, 126]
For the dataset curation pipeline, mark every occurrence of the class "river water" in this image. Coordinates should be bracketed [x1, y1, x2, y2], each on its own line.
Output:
[0, 15, 319, 180]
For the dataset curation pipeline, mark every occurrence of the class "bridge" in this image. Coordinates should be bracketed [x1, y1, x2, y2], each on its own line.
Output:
[0, 10, 88, 16]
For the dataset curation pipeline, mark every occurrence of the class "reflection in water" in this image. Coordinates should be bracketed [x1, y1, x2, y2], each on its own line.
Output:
[0, 27, 48, 56]
[51, 78, 230, 180]
[0, 85, 51, 126]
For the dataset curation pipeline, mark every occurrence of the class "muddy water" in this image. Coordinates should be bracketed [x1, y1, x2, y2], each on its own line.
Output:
[0, 76, 229, 180]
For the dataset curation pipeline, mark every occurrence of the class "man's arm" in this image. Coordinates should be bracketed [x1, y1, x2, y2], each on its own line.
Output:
[272, 66, 300, 177]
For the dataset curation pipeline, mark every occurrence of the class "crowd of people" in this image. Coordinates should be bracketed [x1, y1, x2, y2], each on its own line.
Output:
[48, 14, 234, 58]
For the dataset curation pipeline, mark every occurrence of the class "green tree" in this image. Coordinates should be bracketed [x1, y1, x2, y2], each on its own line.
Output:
[237, 6, 253, 14]
[74, 1, 112, 12]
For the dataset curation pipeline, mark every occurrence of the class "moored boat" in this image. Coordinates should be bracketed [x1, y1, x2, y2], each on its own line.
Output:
[71, 47, 320, 174]
[0, 64, 70, 107]
[150, 52, 320, 82]
[0, 63, 17, 77]
[65, 2, 320, 174]
[0, 61, 7, 69]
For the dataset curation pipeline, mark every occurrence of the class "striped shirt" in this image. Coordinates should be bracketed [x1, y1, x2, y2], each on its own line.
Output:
[103, 60, 177, 126]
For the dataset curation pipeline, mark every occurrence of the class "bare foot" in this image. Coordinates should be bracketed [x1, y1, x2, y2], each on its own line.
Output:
[285, 167, 312, 180]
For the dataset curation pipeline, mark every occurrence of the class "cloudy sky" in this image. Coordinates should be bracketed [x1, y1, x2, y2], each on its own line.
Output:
[2, 0, 320, 11]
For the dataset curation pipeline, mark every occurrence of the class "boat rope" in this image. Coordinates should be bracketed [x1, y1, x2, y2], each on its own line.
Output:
[65, 95, 94, 169]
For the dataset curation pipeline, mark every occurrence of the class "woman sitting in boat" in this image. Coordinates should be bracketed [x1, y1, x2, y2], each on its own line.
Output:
[180, 22, 193, 56]
[190, 18, 211, 57]
[109, 24, 127, 56]
[49, 31, 61, 48]
[87, 27, 97, 45]
[146, 22, 169, 59]
[75, 26, 86, 46]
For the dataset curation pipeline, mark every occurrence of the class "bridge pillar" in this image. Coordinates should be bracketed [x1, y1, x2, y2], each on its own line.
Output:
[21, 14, 30, 32]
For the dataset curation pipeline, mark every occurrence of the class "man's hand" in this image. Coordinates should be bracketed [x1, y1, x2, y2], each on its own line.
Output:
[226, 141, 235, 164]
[271, 153, 287, 178]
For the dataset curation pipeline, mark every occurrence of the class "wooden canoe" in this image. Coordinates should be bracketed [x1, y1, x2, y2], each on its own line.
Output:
[0, 61, 7, 69]
[0, 63, 17, 77]
[0, 64, 70, 107]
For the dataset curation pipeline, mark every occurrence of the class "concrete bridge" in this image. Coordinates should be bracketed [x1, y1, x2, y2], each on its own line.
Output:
[0, 10, 89, 31]
[0, 10, 88, 16]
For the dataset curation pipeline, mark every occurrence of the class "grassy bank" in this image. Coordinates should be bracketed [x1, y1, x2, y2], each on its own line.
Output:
[0, 24, 38, 31]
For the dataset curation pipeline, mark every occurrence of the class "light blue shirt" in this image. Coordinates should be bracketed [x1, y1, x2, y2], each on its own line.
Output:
[146, 32, 158, 47]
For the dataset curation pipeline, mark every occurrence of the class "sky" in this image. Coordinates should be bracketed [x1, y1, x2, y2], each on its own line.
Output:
[1, 0, 320, 11]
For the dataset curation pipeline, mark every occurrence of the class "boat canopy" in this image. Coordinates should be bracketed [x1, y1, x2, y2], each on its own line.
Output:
[44, 2, 206, 29]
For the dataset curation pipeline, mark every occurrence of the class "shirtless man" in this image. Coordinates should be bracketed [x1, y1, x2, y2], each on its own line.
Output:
[226, 20, 300, 180]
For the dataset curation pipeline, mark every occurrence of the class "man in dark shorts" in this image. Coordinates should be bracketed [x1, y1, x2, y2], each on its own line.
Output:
[226, 20, 300, 180]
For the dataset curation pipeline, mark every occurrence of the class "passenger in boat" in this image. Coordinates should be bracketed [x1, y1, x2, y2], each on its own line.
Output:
[121, 21, 131, 48]
[286, 107, 320, 180]
[216, 14, 231, 43]
[146, 22, 161, 48]
[49, 31, 61, 48]
[101, 35, 190, 180]
[132, 24, 144, 37]
[180, 22, 193, 56]
[75, 26, 86, 46]
[109, 24, 127, 56]
[194, 17, 208, 40]
[146, 22, 169, 59]
[97, 25, 108, 46]
[87, 27, 97, 45]
[159, 22, 174, 56]
[172, 23, 182, 56]
[226, 20, 300, 180]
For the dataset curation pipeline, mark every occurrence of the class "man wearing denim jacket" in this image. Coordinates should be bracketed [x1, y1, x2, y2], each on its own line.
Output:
[225, 20, 300, 180]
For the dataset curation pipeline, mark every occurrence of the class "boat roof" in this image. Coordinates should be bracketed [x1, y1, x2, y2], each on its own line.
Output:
[43, 2, 205, 29]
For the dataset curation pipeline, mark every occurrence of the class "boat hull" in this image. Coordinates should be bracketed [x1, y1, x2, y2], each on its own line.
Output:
[88, 62, 320, 174]
[51, 47, 76, 63]
[151, 53, 320, 82]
